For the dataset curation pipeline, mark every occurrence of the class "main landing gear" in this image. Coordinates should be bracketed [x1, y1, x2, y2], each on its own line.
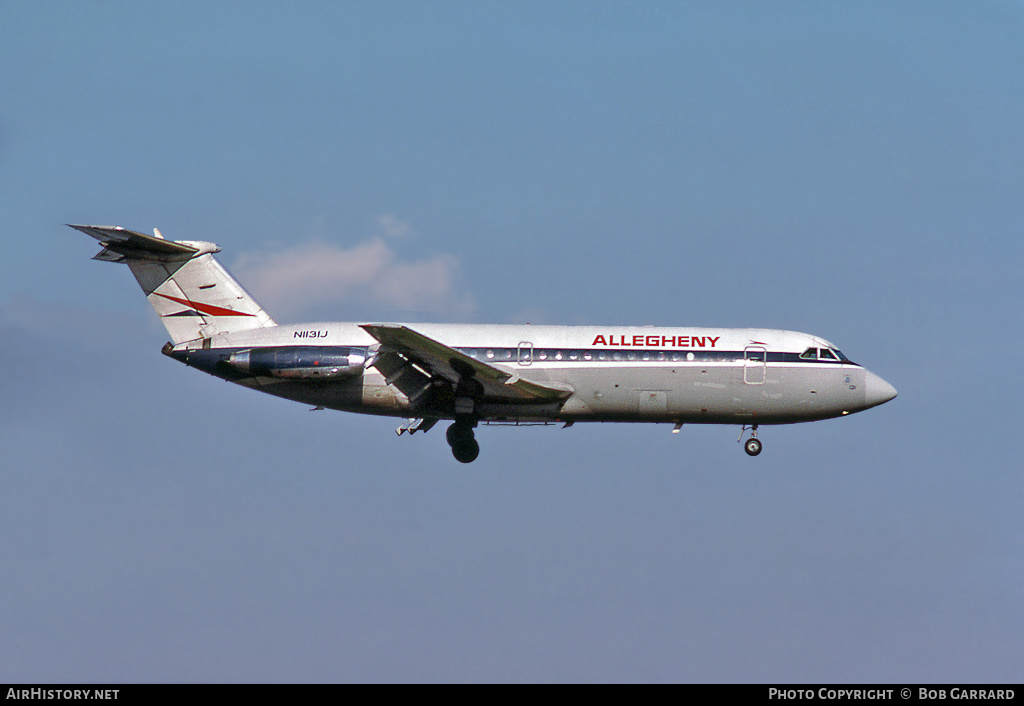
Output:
[739, 424, 762, 457]
[446, 418, 480, 464]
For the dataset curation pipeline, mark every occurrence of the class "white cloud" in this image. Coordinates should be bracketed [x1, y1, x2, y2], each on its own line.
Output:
[374, 214, 415, 240]
[232, 236, 476, 321]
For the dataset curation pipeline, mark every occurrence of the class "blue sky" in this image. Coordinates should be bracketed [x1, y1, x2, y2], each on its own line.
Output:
[1, 1, 1021, 682]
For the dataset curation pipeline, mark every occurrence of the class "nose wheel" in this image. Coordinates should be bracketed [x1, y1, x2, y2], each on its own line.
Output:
[446, 419, 480, 463]
[739, 424, 762, 457]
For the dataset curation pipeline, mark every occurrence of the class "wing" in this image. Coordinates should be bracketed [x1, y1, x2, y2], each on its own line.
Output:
[361, 324, 573, 403]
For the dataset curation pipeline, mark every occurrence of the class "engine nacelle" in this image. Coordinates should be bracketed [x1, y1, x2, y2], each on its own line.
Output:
[227, 346, 366, 379]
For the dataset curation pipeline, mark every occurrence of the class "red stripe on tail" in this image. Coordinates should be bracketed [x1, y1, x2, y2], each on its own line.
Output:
[155, 293, 256, 317]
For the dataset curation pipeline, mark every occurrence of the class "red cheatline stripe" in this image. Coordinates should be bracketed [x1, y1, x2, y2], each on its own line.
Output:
[154, 293, 256, 317]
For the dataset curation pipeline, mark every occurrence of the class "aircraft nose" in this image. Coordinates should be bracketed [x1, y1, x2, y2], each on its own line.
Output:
[863, 371, 897, 408]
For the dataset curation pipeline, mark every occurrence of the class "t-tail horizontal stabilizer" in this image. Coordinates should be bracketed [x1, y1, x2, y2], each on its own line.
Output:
[70, 224, 276, 345]
[70, 224, 200, 262]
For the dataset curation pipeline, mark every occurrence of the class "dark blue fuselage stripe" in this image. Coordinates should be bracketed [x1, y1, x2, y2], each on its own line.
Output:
[454, 347, 857, 366]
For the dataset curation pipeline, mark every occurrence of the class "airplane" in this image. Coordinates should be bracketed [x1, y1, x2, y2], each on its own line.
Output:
[70, 224, 897, 463]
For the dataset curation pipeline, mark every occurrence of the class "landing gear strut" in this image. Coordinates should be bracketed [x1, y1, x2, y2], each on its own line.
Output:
[446, 418, 480, 463]
[739, 424, 762, 457]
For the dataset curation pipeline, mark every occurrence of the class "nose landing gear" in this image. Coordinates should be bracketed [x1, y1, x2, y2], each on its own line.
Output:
[446, 418, 480, 463]
[739, 424, 762, 456]
[744, 437, 762, 456]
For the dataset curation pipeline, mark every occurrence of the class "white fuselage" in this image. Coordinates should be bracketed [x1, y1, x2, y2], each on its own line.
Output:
[172, 322, 897, 426]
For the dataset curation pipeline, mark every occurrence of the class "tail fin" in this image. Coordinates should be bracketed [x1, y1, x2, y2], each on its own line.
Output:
[70, 224, 276, 344]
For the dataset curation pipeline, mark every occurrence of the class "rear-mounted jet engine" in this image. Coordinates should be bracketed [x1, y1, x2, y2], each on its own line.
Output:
[227, 346, 365, 379]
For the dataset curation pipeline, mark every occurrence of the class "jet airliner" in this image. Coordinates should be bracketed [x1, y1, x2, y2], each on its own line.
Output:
[71, 224, 897, 463]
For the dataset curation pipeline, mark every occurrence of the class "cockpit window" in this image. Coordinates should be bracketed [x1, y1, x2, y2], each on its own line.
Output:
[799, 348, 818, 360]
[834, 349, 850, 362]
[819, 348, 838, 361]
